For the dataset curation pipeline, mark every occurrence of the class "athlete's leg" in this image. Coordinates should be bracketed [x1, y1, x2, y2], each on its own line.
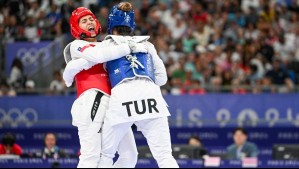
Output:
[135, 117, 179, 168]
[114, 129, 138, 168]
[71, 91, 108, 168]
[99, 119, 133, 168]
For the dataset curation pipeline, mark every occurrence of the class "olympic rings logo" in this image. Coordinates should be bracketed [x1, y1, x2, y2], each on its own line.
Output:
[16, 47, 49, 66]
[0, 108, 38, 128]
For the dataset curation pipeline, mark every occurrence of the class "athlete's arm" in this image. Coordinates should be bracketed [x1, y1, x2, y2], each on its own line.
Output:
[70, 40, 131, 63]
[146, 42, 168, 86]
[70, 39, 147, 63]
[63, 58, 96, 87]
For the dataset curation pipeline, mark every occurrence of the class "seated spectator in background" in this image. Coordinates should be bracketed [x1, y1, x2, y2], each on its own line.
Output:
[49, 70, 66, 95]
[0, 133, 22, 156]
[226, 128, 258, 160]
[40, 133, 67, 159]
[25, 80, 35, 92]
[252, 77, 276, 94]
[18, 80, 38, 95]
[0, 82, 17, 97]
[187, 80, 206, 95]
[189, 136, 203, 147]
[24, 16, 40, 42]
[5, 15, 22, 40]
[188, 136, 208, 158]
[265, 58, 294, 93]
[46, 4, 62, 36]
[232, 80, 247, 94]
[7, 58, 25, 89]
[1, 0, 299, 94]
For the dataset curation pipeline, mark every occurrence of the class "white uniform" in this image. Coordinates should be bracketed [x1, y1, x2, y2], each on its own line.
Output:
[99, 36, 179, 168]
[64, 39, 138, 168]
[64, 37, 179, 168]
[100, 36, 171, 126]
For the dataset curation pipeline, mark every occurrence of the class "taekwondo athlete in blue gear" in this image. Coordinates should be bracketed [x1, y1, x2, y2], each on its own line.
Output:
[106, 5, 155, 88]
[106, 53, 156, 88]
[99, 2, 179, 168]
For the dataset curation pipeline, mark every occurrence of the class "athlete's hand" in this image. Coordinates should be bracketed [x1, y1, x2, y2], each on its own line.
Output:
[128, 40, 148, 53]
[63, 71, 74, 87]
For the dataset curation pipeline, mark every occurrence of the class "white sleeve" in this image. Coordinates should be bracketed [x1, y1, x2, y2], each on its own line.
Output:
[70, 40, 131, 63]
[146, 42, 168, 86]
[63, 58, 96, 87]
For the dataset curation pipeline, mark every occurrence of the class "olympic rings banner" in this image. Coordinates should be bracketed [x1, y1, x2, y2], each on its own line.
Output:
[5, 41, 52, 76]
[0, 94, 299, 128]
[0, 96, 75, 128]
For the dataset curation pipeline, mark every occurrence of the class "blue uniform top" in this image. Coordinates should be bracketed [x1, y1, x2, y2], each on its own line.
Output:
[106, 52, 155, 88]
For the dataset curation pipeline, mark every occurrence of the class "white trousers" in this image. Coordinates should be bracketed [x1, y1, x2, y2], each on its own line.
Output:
[71, 90, 138, 168]
[99, 117, 179, 168]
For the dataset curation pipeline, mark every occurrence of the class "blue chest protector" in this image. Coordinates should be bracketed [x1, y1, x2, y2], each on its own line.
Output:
[106, 53, 155, 88]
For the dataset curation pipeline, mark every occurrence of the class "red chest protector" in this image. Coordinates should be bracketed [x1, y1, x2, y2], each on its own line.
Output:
[75, 64, 111, 97]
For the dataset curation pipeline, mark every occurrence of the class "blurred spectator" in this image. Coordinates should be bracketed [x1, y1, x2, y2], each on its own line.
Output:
[5, 15, 21, 40]
[25, 80, 35, 92]
[61, 0, 77, 19]
[265, 59, 294, 93]
[183, 29, 198, 54]
[0, 133, 22, 156]
[241, 0, 260, 13]
[188, 136, 203, 147]
[0, 81, 17, 97]
[274, 35, 294, 62]
[60, 0, 76, 34]
[188, 136, 208, 159]
[7, 58, 25, 89]
[0, 0, 299, 93]
[37, 11, 50, 38]
[188, 80, 206, 95]
[97, 7, 109, 32]
[18, 80, 37, 96]
[260, 5, 275, 23]
[24, 16, 39, 42]
[46, 4, 62, 36]
[6, 0, 25, 20]
[226, 128, 258, 160]
[171, 15, 187, 40]
[49, 70, 66, 94]
[259, 39, 274, 63]
[52, 0, 68, 7]
[82, 0, 98, 10]
[247, 58, 265, 83]
[27, 0, 42, 20]
[39, 133, 67, 159]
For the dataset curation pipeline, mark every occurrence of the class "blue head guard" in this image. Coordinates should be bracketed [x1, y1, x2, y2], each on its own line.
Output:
[107, 4, 136, 34]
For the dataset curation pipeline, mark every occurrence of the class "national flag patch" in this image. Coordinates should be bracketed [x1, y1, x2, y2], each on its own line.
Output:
[78, 44, 96, 52]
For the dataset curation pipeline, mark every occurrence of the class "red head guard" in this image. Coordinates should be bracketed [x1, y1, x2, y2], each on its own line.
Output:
[70, 7, 101, 39]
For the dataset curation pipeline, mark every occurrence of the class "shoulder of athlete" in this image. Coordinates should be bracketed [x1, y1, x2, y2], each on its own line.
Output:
[67, 40, 107, 60]
[143, 41, 154, 48]
[69, 39, 99, 52]
[100, 38, 114, 46]
[128, 35, 150, 42]
[143, 41, 157, 55]
[64, 40, 89, 56]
